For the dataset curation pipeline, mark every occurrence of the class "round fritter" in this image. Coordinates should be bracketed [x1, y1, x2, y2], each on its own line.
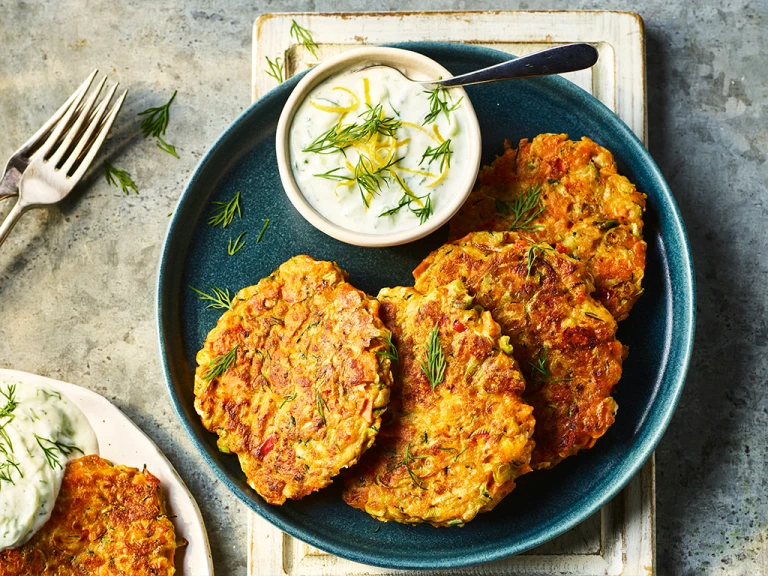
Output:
[343, 281, 535, 527]
[450, 133, 647, 321]
[194, 255, 392, 505]
[413, 231, 625, 469]
[0, 455, 178, 576]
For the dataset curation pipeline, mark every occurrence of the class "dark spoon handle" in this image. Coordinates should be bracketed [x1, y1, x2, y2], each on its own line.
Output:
[434, 43, 599, 87]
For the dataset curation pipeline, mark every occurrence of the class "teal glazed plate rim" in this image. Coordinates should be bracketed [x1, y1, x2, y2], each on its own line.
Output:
[157, 42, 695, 570]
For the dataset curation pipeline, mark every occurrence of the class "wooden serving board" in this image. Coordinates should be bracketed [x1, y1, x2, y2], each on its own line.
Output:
[249, 11, 653, 576]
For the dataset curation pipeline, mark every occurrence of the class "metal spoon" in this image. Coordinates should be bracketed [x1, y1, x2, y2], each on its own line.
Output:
[359, 43, 599, 87]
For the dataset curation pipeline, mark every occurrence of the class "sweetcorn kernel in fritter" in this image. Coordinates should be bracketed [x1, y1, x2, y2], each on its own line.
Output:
[450, 134, 647, 321]
[0, 455, 179, 576]
[194, 255, 392, 505]
[414, 231, 625, 469]
[343, 281, 535, 527]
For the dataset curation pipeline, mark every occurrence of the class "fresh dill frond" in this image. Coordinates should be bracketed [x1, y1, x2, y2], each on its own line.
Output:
[227, 232, 247, 256]
[156, 136, 179, 159]
[529, 347, 573, 386]
[419, 140, 452, 173]
[409, 193, 433, 224]
[138, 90, 178, 157]
[265, 56, 285, 83]
[526, 243, 554, 276]
[303, 104, 401, 154]
[189, 285, 234, 310]
[378, 195, 410, 218]
[0, 460, 20, 485]
[290, 19, 319, 58]
[279, 393, 297, 409]
[103, 161, 138, 195]
[34, 434, 83, 470]
[495, 184, 544, 231]
[355, 156, 386, 207]
[395, 443, 428, 489]
[313, 167, 351, 181]
[423, 87, 463, 125]
[257, 218, 270, 243]
[208, 191, 242, 228]
[316, 390, 329, 425]
[202, 345, 238, 381]
[377, 331, 399, 363]
[420, 322, 447, 391]
[0, 384, 17, 419]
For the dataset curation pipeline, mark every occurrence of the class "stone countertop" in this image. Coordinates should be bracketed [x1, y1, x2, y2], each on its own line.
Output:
[0, 1, 765, 574]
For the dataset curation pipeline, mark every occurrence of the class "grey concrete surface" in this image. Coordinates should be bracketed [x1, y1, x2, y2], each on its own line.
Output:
[0, 1, 765, 574]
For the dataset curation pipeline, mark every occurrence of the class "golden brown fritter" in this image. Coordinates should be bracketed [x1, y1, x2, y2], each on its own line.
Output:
[343, 281, 535, 526]
[414, 232, 625, 469]
[450, 134, 647, 321]
[195, 255, 392, 505]
[0, 455, 178, 576]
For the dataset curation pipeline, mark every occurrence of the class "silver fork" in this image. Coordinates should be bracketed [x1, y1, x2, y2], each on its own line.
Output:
[0, 71, 127, 246]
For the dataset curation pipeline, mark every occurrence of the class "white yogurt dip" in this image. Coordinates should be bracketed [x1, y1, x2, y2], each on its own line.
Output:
[289, 65, 469, 234]
[0, 380, 98, 551]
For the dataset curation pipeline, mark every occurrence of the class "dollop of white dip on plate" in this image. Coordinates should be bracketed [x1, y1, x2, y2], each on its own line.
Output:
[0, 380, 98, 551]
[289, 65, 468, 234]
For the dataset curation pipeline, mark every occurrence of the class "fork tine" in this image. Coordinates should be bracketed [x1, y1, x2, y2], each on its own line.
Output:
[60, 83, 118, 175]
[34, 74, 97, 161]
[69, 90, 127, 184]
[16, 70, 98, 157]
[49, 76, 107, 168]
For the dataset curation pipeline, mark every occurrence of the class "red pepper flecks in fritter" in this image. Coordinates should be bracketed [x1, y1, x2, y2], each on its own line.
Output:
[343, 281, 535, 526]
[0, 455, 179, 576]
[194, 255, 392, 505]
[414, 232, 625, 469]
[450, 134, 647, 321]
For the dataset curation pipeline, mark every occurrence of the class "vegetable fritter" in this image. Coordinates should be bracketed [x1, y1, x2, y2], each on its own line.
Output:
[0, 455, 178, 576]
[194, 255, 392, 505]
[450, 134, 647, 321]
[343, 281, 535, 526]
[414, 232, 625, 469]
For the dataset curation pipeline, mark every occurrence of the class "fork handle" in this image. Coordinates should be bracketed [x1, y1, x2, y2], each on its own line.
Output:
[0, 199, 28, 248]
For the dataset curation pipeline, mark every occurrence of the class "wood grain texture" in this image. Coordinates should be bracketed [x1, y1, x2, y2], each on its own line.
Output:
[249, 11, 653, 576]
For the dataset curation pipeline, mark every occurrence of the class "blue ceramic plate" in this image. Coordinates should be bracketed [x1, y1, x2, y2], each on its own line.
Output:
[157, 43, 694, 569]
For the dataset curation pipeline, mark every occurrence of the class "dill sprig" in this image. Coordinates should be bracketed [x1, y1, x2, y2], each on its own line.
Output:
[420, 322, 447, 391]
[279, 393, 297, 409]
[257, 218, 271, 243]
[34, 434, 83, 470]
[313, 167, 350, 181]
[495, 184, 545, 231]
[303, 104, 401, 154]
[138, 91, 178, 157]
[156, 137, 179, 159]
[423, 87, 462, 125]
[419, 140, 452, 173]
[104, 161, 138, 195]
[227, 232, 246, 256]
[290, 20, 319, 58]
[203, 345, 238, 381]
[316, 390, 329, 425]
[395, 443, 428, 489]
[0, 460, 21, 485]
[265, 56, 285, 83]
[529, 347, 573, 386]
[410, 194, 433, 224]
[526, 243, 554, 276]
[208, 191, 242, 228]
[0, 384, 18, 460]
[189, 285, 234, 310]
[377, 332, 399, 363]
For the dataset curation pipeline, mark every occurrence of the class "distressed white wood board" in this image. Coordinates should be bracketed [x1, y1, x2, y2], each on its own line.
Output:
[249, 10, 653, 576]
[0, 369, 214, 575]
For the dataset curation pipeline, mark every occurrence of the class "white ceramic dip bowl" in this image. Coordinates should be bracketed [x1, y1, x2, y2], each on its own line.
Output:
[276, 47, 482, 248]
